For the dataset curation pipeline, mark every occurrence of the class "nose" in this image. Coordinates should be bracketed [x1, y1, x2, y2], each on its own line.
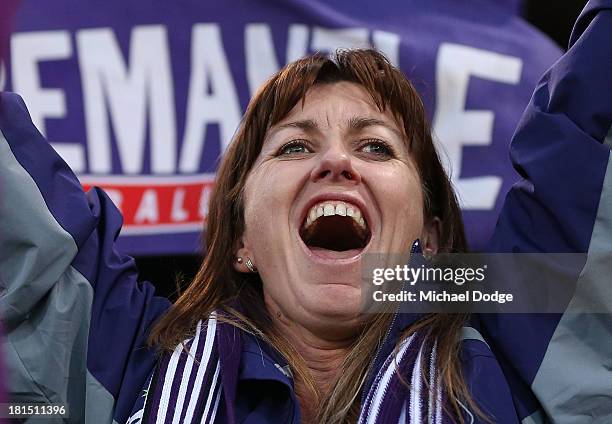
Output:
[310, 143, 361, 184]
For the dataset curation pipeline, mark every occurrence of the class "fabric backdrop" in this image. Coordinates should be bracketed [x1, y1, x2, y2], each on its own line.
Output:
[2, 0, 561, 255]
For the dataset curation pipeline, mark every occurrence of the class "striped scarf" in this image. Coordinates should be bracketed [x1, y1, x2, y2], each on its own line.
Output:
[359, 331, 451, 424]
[129, 313, 456, 424]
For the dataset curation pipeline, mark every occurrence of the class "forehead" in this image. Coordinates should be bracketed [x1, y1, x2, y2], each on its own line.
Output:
[274, 81, 403, 132]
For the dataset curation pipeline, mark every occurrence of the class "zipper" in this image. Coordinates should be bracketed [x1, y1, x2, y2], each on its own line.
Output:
[359, 240, 421, 409]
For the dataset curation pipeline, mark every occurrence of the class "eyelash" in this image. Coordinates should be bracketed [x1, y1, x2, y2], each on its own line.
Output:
[276, 139, 312, 156]
[275, 138, 396, 158]
[358, 139, 395, 158]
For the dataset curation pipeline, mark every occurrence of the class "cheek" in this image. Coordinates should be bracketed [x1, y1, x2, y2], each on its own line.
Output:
[373, 166, 425, 238]
[241, 164, 304, 248]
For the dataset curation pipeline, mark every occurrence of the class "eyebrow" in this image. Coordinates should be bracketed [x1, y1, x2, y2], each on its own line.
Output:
[347, 117, 404, 138]
[275, 119, 319, 133]
[271, 117, 401, 135]
[266, 116, 404, 149]
[263, 119, 320, 143]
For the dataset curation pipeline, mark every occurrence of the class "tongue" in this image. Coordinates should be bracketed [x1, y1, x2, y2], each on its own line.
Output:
[308, 246, 363, 259]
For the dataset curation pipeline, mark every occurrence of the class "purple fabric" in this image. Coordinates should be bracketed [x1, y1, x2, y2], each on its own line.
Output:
[216, 321, 242, 424]
[4, 0, 561, 254]
[190, 348, 220, 423]
[4, 1, 611, 422]
[376, 332, 427, 423]
[0, 0, 19, 60]
[494, 0, 524, 14]
[165, 340, 190, 423]
[146, 353, 172, 422]
[142, 319, 222, 424]
[176, 334, 206, 424]
[143, 320, 454, 423]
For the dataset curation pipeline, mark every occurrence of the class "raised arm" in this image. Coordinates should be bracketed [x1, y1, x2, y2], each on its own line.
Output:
[0, 92, 171, 423]
[483, 1, 612, 421]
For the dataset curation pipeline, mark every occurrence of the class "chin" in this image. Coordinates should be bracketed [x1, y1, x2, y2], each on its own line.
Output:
[306, 284, 364, 319]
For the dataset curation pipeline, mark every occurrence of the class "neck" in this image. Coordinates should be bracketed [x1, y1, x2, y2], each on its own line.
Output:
[269, 309, 358, 423]
[290, 329, 352, 392]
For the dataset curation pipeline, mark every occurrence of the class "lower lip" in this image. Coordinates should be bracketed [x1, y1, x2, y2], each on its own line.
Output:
[309, 246, 363, 260]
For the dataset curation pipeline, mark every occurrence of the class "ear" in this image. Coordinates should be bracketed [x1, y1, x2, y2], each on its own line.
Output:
[420, 217, 441, 256]
[233, 235, 256, 273]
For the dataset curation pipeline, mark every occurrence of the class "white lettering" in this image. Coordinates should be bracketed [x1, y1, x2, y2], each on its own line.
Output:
[372, 30, 400, 66]
[433, 43, 522, 209]
[198, 185, 212, 219]
[286, 25, 310, 62]
[171, 188, 189, 222]
[11, 31, 71, 136]
[245, 24, 309, 96]
[374, 290, 383, 301]
[311, 27, 369, 52]
[11, 31, 85, 172]
[134, 189, 159, 223]
[180, 24, 241, 172]
[77, 25, 176, 174]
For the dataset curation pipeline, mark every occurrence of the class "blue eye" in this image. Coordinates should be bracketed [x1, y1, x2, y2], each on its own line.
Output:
[360, 140, 393, 158]
[278, 140, 312, 156]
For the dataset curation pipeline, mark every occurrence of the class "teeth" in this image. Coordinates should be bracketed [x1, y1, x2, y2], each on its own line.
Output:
[309, 208, 317, 222]
[303, 201, 367, 231]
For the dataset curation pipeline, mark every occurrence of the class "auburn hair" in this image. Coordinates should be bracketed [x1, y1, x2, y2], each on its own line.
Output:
[149, 49, 478, 423]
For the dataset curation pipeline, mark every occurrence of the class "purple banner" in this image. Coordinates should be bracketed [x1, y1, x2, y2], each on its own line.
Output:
[2, 0, 561, 255]
[0, 0, 19, 60]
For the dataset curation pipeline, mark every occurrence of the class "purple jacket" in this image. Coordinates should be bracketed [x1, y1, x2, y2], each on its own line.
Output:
[1, 1, 612, 422]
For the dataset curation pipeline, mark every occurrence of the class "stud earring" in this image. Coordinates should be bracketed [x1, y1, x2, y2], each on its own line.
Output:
[236, 256, 243, 264]
[245, 257, 258, 273]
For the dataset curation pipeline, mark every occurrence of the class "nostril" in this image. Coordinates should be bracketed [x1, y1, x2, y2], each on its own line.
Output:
[317, 170, 331, 181]
[342, 170, 353, 180]
[311, 156, 360, 183]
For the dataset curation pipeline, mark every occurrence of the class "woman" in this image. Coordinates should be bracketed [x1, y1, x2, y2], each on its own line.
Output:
[1, 1, 611, 423]
[145, 49, 473, 424]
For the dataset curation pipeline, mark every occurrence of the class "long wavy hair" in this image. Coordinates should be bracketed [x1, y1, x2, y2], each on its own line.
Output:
[150, 49, 474, 423]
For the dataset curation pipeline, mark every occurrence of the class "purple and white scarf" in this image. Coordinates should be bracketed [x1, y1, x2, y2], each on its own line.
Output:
[129, 313, 456, 423]
[359, 331, 454, 424]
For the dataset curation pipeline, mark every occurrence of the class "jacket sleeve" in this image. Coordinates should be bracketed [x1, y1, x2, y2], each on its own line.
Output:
[483, 1, 612, 422]
[0, 92, 171, 423]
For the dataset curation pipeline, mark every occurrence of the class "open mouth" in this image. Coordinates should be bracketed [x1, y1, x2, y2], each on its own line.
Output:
[299, 201, 371, 252]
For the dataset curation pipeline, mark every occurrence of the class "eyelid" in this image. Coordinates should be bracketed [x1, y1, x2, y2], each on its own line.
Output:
[276, 138, 314, 155]
[358, 138, 397, 157]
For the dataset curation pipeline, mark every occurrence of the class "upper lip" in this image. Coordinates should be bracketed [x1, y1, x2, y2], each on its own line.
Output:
[298, 192, 373, 233]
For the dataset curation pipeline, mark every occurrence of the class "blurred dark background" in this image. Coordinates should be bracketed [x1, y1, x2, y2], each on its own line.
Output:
[523, 0, 589, 47]
[134, 0, 590, 301]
